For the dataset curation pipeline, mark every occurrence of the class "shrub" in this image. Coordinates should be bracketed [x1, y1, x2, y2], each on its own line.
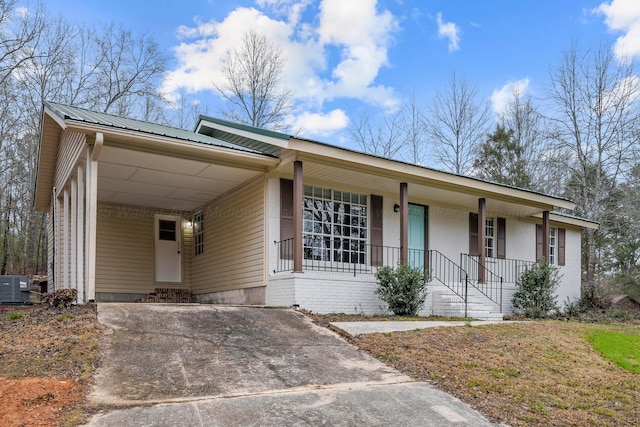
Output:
[512, 260, 559, 317]
[43, 288, 77, 308]
[375, 264, 428, 316]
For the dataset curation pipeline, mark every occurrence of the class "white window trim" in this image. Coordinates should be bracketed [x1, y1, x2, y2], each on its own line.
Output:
[549, 228, 557, 265]
[302, 185, 368, 265]
[485, 217, 495, 258]
[193, 211, 204, 256]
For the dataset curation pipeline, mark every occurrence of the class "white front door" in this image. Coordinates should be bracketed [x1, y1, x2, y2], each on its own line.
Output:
[154, 214, 182, 283]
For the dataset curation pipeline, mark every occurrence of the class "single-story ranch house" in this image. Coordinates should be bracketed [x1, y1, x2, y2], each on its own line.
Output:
[35, 102, 598, 319]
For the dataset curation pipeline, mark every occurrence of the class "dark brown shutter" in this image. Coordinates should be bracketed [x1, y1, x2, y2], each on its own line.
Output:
[497, 217, 506, 259]
[370, 195, 383, 266]
[469, 213, 479, 256]
[280, 179, 294, 259]
[558, 228, 566, 266]
[536, 224, 543, 262]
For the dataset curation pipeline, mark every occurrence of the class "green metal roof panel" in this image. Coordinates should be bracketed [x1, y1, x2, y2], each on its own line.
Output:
[45, 102, 273, 157]
[196, 114, 291, 140]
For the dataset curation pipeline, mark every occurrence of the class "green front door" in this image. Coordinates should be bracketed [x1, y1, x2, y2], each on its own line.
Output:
[408, 204, 427, 270]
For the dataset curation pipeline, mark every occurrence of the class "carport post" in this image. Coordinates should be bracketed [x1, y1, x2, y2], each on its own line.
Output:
[71, 176, 77, 294]
[76, 163, 85, 304]
[293, 160, 303, 273]
[63, 186, 69, 289]
[85, 140, 100, 302]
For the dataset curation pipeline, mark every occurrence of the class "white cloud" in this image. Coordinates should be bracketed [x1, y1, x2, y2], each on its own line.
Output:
[490, 78, 530, 115]
[436, 12, 460, 52]
[596, 0, 640, 60]
[161, 7, 294, 102]
[292, 109, 349, 137]
[161, 0, 400, 135]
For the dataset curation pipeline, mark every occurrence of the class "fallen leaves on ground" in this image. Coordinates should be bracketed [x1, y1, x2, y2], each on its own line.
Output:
[0, 304, 101, 427]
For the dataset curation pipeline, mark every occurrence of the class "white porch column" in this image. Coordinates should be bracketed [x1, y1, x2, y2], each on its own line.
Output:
[85, 147, 98, 301]
[76, 163, 85, 304]
[62, 187, 69, 289]
[54, 193, 62, 290]
[70, 176, 77, 294]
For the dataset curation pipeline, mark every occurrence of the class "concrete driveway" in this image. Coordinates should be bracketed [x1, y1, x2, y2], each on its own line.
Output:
[84, 303, 496, 426]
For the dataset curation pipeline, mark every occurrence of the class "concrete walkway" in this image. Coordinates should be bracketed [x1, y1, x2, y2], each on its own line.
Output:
[330, 320, 514, 337]
[83, 304, 497, 426]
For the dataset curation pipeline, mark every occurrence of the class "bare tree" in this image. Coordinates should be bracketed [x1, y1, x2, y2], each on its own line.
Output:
[85, 24, 169, 116]
[348, 105, 406, 159]
[400, 91, 427, 165]
[546, 42, 640, 292]
[215, 30, 293, 131]
[0, 7, 171, 275]
[0, 0, 44, 86]
[425, 72, 490, 174]
[166, 89, 209, 129]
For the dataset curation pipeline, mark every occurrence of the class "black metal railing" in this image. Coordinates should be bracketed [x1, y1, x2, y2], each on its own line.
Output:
[275, 240, 471, 314]
[428, 250, 469, 317]
[273, 240, 403, 276]
[474, 256, 536, 284]
[460, 254, 504, 312]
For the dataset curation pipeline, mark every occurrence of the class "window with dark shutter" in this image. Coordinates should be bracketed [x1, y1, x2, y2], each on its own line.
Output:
[280, 179, 294, 259]
[497, 217, 506, 259]
[370, 195, 383, 266]
[558, 228, 566, 266]
[469, 213, 479, 256]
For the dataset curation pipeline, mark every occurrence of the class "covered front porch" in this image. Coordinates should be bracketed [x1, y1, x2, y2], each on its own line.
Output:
[265, 148, 574, 318]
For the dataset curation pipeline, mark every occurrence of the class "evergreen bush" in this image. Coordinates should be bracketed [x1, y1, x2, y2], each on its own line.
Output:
[512, 260, 559, 317]
[375, 264, 428, 316]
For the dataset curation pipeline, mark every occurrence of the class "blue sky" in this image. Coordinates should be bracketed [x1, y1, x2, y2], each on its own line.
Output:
[38, 0, 638, 144]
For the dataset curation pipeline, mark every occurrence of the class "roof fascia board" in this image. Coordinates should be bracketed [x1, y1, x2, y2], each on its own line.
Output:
[532, 212, 599, 230]
[291, 145, 574, 211]
[197, 119, 290, 149]
[65, 121, 280, 170]
[34, 112, 64, 211]
[44, 104, 67, 130]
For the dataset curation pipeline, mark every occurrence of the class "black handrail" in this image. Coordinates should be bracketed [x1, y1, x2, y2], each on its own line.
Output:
[460, 254, 503, 312]
[428, 250, 468, 317]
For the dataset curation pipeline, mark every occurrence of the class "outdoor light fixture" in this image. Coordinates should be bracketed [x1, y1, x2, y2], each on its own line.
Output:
[186, 219, 193, 228]
[394, 203, 400, 212]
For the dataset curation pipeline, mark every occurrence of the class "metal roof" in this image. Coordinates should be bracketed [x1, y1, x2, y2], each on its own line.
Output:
[45, 102, 274, 157]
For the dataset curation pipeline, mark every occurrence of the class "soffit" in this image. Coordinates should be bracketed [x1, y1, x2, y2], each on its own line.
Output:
[97, 146, 262, 211]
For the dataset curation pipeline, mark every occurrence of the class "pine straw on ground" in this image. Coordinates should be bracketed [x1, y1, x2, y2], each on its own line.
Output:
[0, 304, 102, 427]
[349, 321, 640, 427]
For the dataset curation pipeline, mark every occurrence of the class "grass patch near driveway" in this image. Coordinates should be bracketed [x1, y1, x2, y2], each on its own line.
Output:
[352, 321, 640, 427]
[586, 329, 640, 374]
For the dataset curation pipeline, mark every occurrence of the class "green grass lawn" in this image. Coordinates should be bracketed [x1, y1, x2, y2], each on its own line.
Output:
[586, 329, 640, 374]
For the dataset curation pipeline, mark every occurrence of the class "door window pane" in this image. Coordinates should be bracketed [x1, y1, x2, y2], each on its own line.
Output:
[159, 220, 176, 241]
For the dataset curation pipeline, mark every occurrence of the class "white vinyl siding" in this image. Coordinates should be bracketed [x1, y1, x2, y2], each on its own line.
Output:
[191, 176, 266, 295]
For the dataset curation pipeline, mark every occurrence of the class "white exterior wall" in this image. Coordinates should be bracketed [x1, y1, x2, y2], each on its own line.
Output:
[382, 196, 400, 250]
[269, 272, 389, 314]
[428, 206, 469, 262]
[554, 227, 582, 307]
[505, 219, 536, 261]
